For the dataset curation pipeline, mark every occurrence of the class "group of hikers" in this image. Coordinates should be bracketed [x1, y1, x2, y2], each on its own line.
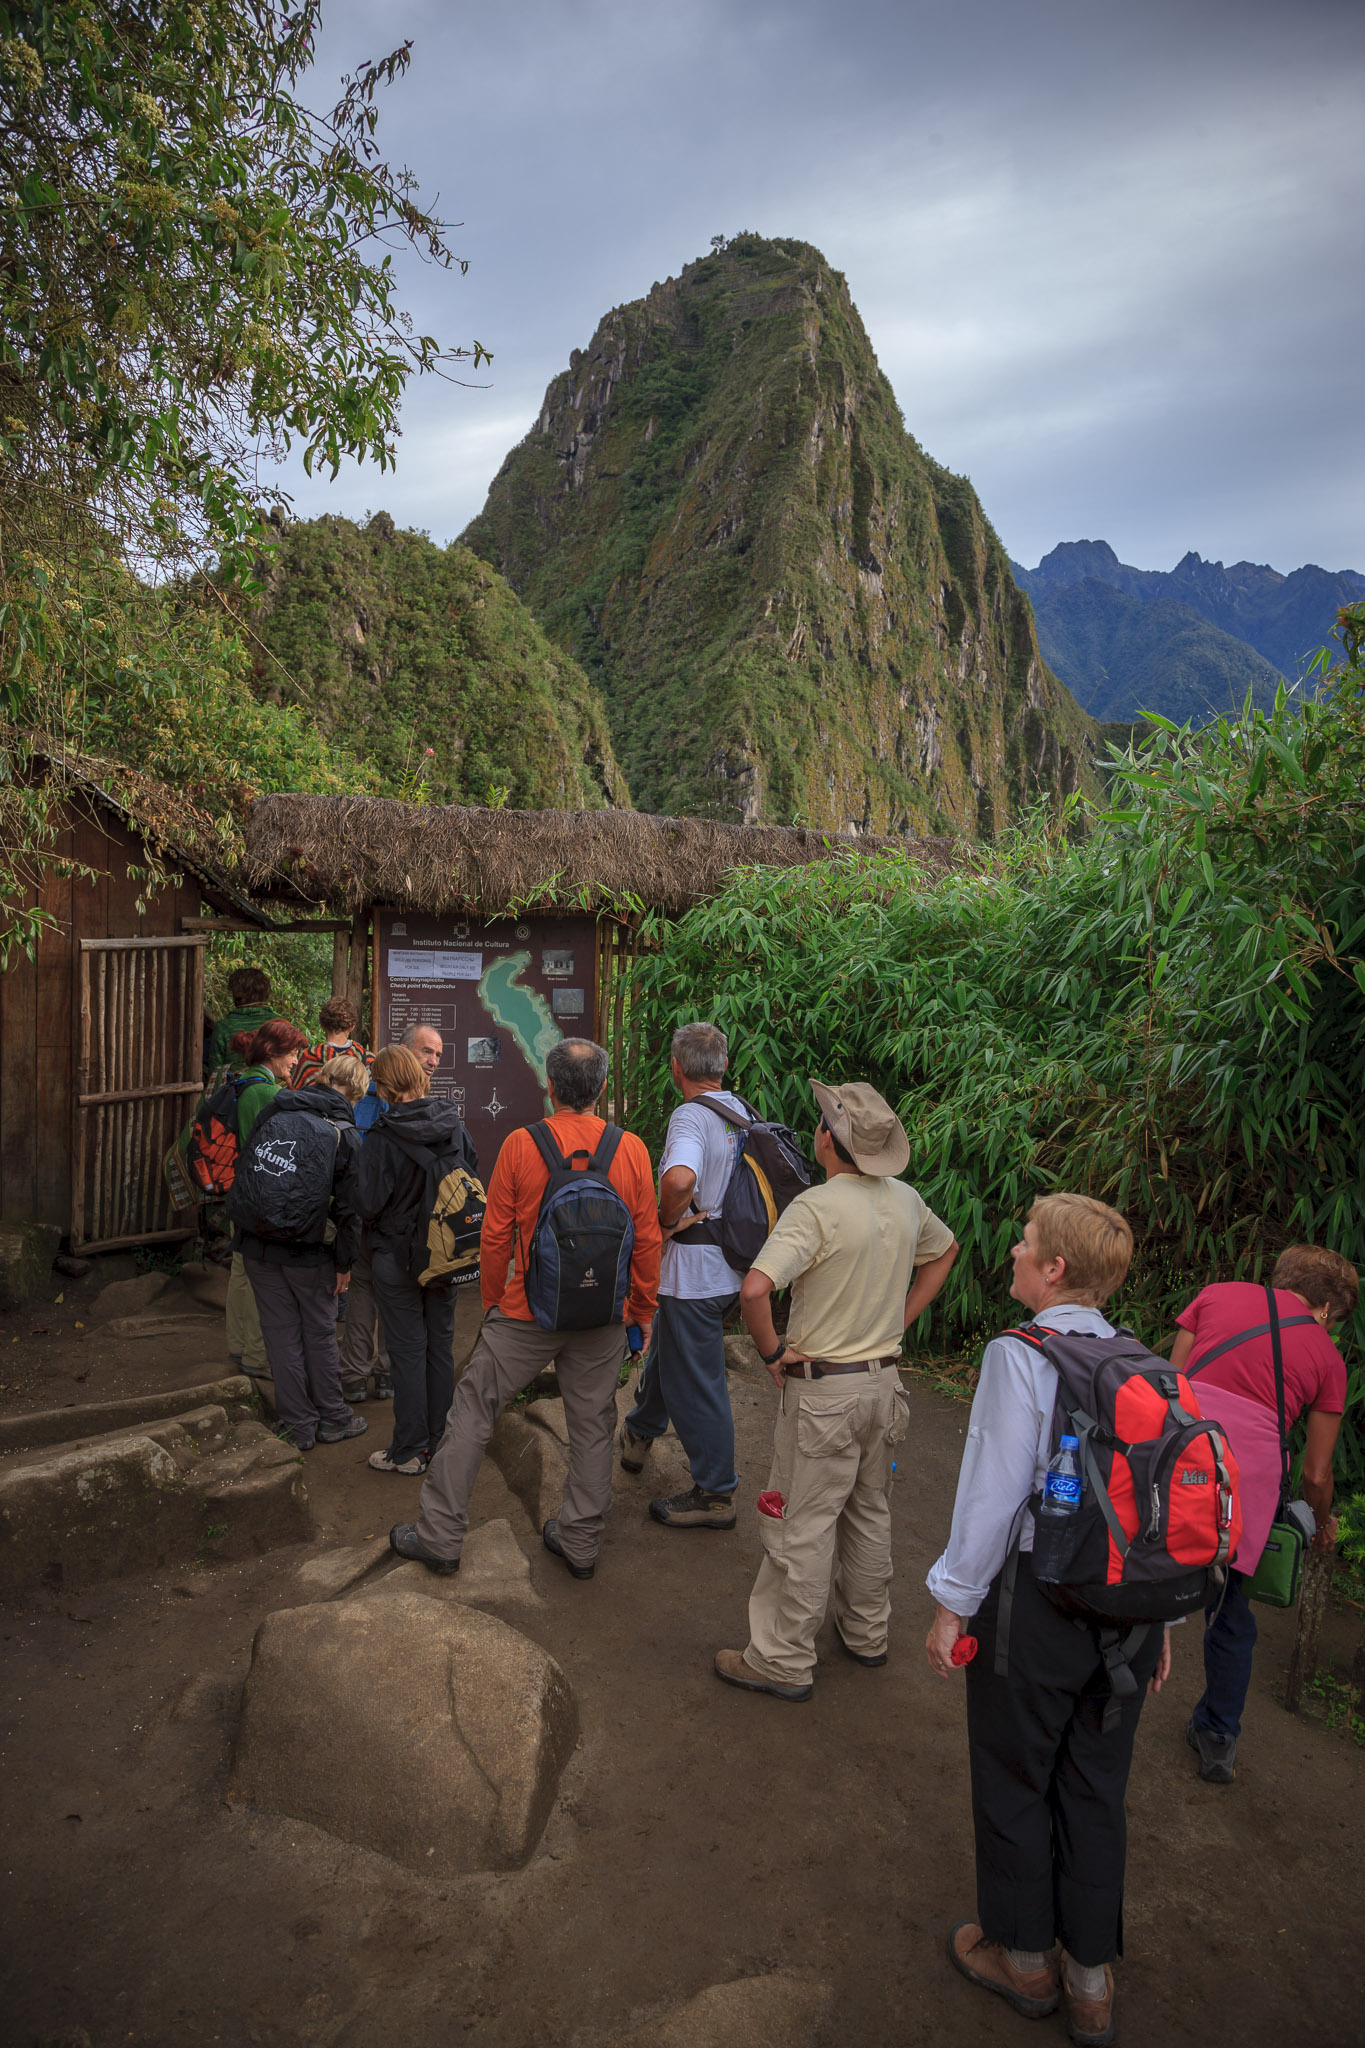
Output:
[197, 969, 1356, 2048]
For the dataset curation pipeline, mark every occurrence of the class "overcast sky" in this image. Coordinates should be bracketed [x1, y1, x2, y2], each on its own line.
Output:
[272, 0, 1364, 573]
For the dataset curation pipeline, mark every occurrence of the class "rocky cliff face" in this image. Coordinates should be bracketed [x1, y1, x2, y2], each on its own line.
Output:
[241, 512, 627, 811]
[463, 235, 1096, 833]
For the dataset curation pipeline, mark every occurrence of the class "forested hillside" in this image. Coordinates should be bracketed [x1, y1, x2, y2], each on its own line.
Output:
[235, 513, 627, 811]
[464, 234, 1097, 836]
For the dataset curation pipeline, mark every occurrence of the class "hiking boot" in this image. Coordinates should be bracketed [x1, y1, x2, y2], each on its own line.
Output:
[340, 1383, 369, 1404]
[836, 1629, 888, 1667]
[317, 1414, 368, 1444]
[543, 1518, 595, 1580]
[1062, 1961, 1115, 2046]
[713, 1648, 812, 1702]
[368, 1447, 428, 1476]
[649, 1484, 737, 1529]
[372, 1373, 394, 1401]
[948, 1925, 1059, 2018]
[275, 1426, 314, 1453]
[618, 1420, 652, 1473]
[1187, 1716, 1236, 1784]
[390, 1522, 460, 1575]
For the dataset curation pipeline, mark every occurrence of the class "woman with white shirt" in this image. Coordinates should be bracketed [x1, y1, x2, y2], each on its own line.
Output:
[925, 1193, 1171, 2048]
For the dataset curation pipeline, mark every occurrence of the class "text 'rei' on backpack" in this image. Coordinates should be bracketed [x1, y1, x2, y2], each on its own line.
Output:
[381, 1130, 487, 1290]
[688, 1096, 815, 1271]
[1000, 1322, 1243, 1724]
[225, 1106, 341, 1244]
[523, 1122, 635, 1331]
[184, 1073, 255, 1199]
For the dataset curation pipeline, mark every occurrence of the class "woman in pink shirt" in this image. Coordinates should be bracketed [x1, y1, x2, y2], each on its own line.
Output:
[1170, 1244, 1357, 1784]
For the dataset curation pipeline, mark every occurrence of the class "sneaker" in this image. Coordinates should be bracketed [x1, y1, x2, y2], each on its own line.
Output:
[618, 1420, 652, 1473]
[390, 1522, 460, 1575]
[543, 1518, 595, 1579]
[1061, 1959, 1115, 2046]
[713, 1648, 812, 1702]
[649, 1484, 737, 1529]
[368, 1447, 429, 1475]
[1186, 1716, 1237, 1784]
[317, 1414, 368, 1444]
[372, 1374, 395, 1401]
[948, 1924, 1059, 2018]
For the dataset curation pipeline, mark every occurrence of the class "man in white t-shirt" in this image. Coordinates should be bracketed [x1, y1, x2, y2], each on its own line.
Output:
[619, 1021, 747, 1529]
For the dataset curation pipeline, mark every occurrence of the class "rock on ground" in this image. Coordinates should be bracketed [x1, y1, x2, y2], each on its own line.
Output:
[229, 1591, 577, 1876]
[361, 1517, 543, 1611]
[293, 1535, 394, 1601]
[0, 1375, 260, 1455]
[0, 1405, 310, 1593]
[607, 1975, 834, 2048]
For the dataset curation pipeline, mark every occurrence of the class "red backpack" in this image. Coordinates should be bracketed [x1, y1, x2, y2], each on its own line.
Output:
[185, 1073, 254, 1199]
[1000, 1323, 1242, 1718]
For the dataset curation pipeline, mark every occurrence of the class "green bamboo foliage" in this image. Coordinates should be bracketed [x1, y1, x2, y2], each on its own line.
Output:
[627, 609, 1365, 1482]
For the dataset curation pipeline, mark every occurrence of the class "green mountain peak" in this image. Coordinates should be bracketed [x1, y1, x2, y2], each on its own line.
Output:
[464, 233, 1096, 833]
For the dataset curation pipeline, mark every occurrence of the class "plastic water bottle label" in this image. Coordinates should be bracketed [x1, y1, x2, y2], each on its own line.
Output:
[1044, 1470, 1082, 1509]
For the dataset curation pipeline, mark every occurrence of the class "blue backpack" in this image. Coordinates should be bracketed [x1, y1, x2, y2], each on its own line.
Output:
[523, 1122, 635, 1331]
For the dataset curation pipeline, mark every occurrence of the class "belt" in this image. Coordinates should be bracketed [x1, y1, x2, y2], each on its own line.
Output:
[783, 1355, 900, 1378]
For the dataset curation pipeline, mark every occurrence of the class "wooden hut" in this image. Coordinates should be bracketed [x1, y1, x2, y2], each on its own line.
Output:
[242, 793, 953, 1172]
[0, 757, 268, 1253]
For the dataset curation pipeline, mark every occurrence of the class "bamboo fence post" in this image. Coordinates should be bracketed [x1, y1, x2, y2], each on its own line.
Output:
[1285, 1549, 1333, 1712]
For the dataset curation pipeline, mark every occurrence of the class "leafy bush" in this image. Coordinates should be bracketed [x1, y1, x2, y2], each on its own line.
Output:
[626, 609, 1365, 1481]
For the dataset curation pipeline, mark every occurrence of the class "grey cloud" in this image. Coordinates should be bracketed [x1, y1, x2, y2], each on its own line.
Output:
[269, 0, 1364, 573]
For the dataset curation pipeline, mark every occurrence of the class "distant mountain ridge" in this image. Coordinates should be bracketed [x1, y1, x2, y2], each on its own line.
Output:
[1014, 541, 1364, 711]
[463, 234, 1097, 836]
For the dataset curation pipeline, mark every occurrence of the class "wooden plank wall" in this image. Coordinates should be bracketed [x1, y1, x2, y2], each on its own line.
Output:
[0, 804, 200, 1234]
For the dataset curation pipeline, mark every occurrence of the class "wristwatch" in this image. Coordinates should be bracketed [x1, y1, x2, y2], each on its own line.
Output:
[759, 1338, 788, 1366]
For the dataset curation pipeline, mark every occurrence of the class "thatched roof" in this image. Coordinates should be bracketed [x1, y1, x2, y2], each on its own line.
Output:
[242, 793, 956, 915]
[29, 748, 271, 924]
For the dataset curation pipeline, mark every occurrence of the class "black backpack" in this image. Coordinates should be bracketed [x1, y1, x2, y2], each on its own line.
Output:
[226, 1106, 341, 1244]
[522, 1122, 635, 1331]
[381, 1128, 486, 1290]
[677, 1096, 815, 1271]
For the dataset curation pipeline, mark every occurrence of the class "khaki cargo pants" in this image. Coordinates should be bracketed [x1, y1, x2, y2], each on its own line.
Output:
[226, 1250, 267, 1374]
[743, 1363, 910, 1687]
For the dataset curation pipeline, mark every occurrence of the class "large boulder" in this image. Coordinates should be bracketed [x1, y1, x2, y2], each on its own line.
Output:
[229, 1591, 577, 1876]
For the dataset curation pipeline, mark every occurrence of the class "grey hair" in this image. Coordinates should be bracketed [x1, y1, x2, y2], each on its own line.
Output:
[671, 1021, 728, 1081]
[402, 1022, 441, 1048]
[546, 1037, 610, 1111]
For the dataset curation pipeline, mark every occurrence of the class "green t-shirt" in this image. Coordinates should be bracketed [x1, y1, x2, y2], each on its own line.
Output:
[205, 1003, 286, 1075]
[235, 1067, 280, 1142]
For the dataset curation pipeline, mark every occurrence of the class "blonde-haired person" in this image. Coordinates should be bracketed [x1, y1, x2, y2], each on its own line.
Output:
[356, 1044, 479, 1477]
[1170, 1242, 1357, 1786]
[925, 1194, 1166, 2048]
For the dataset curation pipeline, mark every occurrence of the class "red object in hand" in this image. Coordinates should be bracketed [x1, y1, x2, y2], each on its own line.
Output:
[951, 1635, 978, 1667]
[757, 1490, 786, 1520]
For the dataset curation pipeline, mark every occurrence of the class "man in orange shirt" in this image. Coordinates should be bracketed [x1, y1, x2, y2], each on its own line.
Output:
[391, 1038, 661, 1579]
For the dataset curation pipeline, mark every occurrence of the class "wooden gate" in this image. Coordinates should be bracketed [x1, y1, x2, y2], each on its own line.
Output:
[72, 935, 206, 1253]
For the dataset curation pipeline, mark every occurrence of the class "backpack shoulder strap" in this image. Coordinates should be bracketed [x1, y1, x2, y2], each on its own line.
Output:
[693, 1094, 754, 1130]
[527, 1120, 568, 1178]
[1001, 1323, 1050, 1350]
[1183, 1313, 1317, 1376]
[589, 1123, 624, 1177]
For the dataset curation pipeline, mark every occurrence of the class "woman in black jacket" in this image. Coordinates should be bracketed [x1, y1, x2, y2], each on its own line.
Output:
[359, 1043, 479, 1476]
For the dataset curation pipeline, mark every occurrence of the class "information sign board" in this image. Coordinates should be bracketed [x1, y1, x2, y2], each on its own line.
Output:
[373, 910, 599, 1178]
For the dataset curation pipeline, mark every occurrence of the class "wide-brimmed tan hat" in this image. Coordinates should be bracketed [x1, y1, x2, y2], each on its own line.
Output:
[811, 1080, 910, 1177]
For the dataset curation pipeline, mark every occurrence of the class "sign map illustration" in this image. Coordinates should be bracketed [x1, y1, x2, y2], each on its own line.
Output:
[374, 911, 598, 1177]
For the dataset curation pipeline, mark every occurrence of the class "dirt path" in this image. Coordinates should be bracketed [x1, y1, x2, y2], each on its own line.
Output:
[2, 1273, 1362, 2047]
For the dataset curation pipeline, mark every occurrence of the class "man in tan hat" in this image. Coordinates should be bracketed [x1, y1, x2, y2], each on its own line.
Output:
[714, 1080, 959, 1700]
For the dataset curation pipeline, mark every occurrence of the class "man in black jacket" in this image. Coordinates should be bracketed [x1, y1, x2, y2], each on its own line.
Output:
[231, 1060, 370, 1452]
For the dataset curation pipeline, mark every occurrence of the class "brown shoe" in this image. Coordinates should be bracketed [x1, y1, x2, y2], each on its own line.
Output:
[1062, 1961, 1115, 2046]
[948, 1924, 1059, 2018]
[713, 1648, 812, 1701]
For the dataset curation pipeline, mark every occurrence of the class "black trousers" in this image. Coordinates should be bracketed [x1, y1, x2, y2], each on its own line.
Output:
[371, 1249, 456, 1464]
[964, 1551, 1163, 1966]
